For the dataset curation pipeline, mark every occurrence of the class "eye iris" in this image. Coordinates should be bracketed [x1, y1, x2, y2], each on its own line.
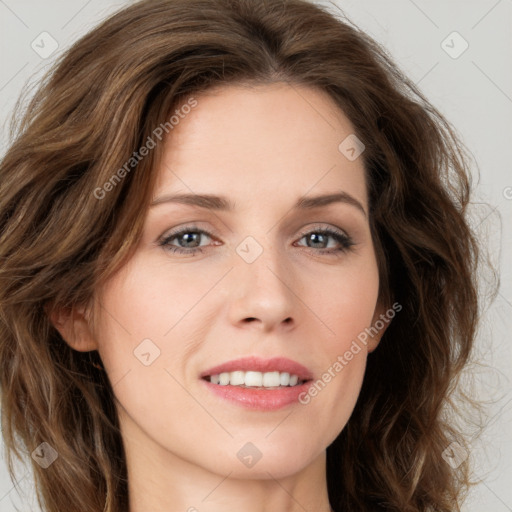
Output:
[308, 233, 327, 248]
[179, 232, 201, 247]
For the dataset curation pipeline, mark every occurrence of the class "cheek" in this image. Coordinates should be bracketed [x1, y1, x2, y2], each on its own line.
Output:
[307, 253, 380, 352]
[298, 253, 379, 418]
[93, 252, 210, 368]
[91, 258, 194, 431]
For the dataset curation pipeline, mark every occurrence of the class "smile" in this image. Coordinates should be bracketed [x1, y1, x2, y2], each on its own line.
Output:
[200, 357, 314, 410]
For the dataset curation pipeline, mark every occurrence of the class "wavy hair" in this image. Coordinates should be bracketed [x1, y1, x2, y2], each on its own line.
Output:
[0, 0, 481, 511]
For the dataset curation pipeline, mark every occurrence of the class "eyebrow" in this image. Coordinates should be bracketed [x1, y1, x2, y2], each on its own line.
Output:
[150, 191, 366, 217]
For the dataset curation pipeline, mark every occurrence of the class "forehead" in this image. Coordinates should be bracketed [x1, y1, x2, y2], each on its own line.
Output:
[154, 83, 367, 209]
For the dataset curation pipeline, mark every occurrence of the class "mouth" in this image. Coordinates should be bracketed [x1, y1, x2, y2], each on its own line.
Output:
[200, 357, 314, 411]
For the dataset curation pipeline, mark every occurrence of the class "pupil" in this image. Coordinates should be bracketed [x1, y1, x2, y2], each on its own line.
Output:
[181, 232, 200, 247]
[309, 233, 326, 248]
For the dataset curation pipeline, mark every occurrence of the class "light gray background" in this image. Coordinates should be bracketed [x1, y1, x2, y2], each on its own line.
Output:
[0, 1, 511, 510]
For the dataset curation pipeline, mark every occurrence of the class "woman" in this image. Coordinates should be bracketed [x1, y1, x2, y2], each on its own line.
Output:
[0, 0, 481, 511]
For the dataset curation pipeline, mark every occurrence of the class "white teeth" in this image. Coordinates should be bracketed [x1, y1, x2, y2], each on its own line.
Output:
[230, 371, 245, 386]
[245, 371, 262, 387]
[207, 370, 304, 387]
[219, 372, 230, 385]
[263, 371, 281, 387]
[279, 372, 290, 386]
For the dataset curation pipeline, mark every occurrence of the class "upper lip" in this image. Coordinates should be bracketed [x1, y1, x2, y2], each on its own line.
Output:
[200, 356, 314, 381]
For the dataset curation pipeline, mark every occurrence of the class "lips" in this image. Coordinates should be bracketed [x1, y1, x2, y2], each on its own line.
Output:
[200, 356, 314, 381]
[199, 356, 314, 411]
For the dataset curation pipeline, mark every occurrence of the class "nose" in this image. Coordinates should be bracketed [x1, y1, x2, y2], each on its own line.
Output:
[226, 241, 298, 333]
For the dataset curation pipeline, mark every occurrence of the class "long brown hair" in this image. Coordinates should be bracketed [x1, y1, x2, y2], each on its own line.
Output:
[0, 0, 482, 510]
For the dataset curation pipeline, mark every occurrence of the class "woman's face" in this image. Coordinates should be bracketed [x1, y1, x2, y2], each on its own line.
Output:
[88, 83, 384, 479]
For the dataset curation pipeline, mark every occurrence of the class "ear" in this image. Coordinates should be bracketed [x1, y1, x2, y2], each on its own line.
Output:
[367, 301, 391, 353]
[47, 302, 98, 352]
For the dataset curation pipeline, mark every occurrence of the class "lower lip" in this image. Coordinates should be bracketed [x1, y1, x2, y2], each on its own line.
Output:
[201, 379, 312, 411]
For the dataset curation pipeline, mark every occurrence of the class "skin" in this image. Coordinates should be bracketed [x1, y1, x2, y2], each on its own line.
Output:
[51, 82, 388, 512]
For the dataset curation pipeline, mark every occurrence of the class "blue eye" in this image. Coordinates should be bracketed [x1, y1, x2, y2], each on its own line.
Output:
[158, 227, 213, 255]
[158, 225, 354, 256]
[295, 227, 354, 254]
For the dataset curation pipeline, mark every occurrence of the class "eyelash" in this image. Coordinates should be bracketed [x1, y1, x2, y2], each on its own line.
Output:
[158, 225, 355, 256]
